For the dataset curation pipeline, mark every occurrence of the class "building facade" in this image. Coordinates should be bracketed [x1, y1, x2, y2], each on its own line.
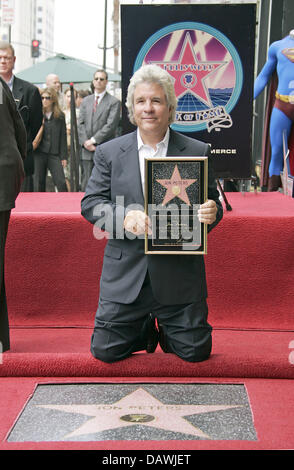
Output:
[0, 0, 55, 73]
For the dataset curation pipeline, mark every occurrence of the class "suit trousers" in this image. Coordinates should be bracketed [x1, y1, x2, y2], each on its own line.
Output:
[91, 272, 212, 363]
[0, 211, 11, 352]
[81, 159, 94, 192]
[21, 175, 34, 192]
[34, 152, 68, 192]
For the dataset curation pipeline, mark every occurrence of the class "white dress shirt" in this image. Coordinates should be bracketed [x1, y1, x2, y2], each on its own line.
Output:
[137, 127, 170, 190]
[6, 74, 14, 92]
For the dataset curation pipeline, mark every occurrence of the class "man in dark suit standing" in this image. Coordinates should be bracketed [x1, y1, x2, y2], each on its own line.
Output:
[0, 41, 43, 192]
[78, 69, 121, 191]
[0, 77, 27, 352]
[81, 65, 223, 364]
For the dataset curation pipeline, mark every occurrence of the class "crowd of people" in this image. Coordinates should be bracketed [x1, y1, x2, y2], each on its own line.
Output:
[0, 40, 121, 194]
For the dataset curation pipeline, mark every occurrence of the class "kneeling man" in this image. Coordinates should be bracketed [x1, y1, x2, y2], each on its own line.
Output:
[81, 65, 223, 363]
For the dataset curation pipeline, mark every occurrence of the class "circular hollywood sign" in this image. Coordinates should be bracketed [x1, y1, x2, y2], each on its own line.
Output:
[134, 22, 243, 133]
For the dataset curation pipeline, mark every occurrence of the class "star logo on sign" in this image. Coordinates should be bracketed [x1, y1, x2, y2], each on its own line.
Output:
[152, 32, 226, 107]
[37, 388, 241, 440]
[156, 164, 197, 206]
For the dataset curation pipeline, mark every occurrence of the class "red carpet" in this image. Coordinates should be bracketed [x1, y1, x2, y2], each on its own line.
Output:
[1, 192, 294, 450]
[3, 192, 294, 378]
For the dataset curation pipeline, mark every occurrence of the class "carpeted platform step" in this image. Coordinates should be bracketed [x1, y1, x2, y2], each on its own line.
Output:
[6, 193, 294, 332]
[1, 328, 293, 379]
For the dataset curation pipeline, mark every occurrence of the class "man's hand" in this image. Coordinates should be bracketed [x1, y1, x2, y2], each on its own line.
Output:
[198, 199, 217, 225]
[124, 210, 152, 236]
[84, 139, 96, 152]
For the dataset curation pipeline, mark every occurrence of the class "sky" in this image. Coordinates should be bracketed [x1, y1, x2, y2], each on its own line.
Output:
[54, 0, 109, 67]
[53, 0, 146, 70]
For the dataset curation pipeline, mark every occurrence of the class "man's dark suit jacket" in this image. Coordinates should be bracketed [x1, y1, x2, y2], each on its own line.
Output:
[81, 129, 223, 306]
[0, 77, 27, 210]
[0, 77, 27, 352]
[12, 76, 43, 176]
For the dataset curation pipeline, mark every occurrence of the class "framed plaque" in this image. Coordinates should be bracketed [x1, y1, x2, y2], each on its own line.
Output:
[145, 157, 208, 255]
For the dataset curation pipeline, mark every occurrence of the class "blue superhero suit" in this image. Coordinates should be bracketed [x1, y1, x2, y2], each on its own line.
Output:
[254, 31, 294, 188]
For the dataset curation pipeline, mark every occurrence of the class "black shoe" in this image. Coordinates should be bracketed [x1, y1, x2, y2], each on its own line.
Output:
[158, 322, 172, 353]
[268, 175, 281, 191]
[146, 314, 159, 353]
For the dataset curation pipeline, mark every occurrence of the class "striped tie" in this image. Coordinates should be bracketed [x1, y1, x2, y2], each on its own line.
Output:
[93, 95, 99, 112]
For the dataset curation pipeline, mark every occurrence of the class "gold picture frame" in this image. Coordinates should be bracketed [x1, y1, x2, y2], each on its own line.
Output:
[145, 157, 208, 255]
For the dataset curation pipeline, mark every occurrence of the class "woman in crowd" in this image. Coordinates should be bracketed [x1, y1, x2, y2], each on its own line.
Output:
[33, 87, 68, 192]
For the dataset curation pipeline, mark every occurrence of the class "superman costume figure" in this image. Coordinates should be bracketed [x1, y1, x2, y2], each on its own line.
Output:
[254, 30, 294, 191]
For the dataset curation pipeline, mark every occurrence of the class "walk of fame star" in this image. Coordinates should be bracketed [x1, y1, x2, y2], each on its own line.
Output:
[36, 388, 241, 440]
[156, 164, 197, 206]
[151, 32, 226, 107]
